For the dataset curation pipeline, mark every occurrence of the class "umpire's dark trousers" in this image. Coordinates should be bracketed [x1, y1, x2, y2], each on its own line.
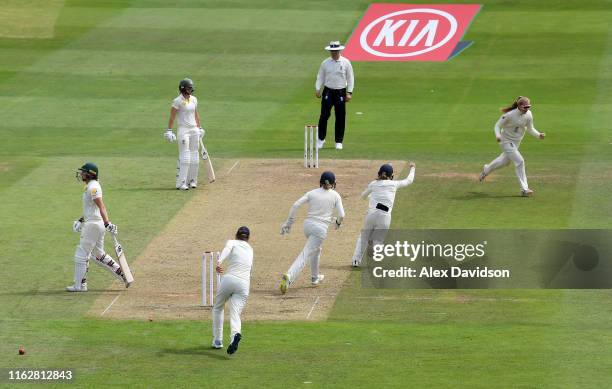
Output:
[318, 87, 346, 143]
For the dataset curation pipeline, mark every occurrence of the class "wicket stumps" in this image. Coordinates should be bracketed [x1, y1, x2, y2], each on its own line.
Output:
[201, 251, 221, 307]
[304, 125, 319, 168]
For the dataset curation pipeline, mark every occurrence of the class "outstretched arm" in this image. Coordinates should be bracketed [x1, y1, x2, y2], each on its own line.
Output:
[286, 195, 308, 225]
[396, 163, 416, 189]
[361, 184, 372, 199]
[281, 195, 308, 235]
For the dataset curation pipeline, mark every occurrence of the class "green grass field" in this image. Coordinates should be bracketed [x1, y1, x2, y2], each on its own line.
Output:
[1, 0, 611, 387]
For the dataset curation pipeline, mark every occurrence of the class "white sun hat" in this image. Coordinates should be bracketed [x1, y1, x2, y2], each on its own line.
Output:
[325, 41, 345, 51]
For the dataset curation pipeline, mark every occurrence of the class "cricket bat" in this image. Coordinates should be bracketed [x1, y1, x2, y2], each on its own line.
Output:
[111, 233, 134, 287]
[199, 138, 216, 183]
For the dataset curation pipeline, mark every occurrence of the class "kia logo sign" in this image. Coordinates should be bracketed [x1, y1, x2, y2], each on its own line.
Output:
[344, 4, 481, 62]
[360, 9, 457, 57]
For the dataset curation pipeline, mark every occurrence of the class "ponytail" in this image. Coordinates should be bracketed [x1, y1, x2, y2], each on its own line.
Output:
[501, 96, 529, 113]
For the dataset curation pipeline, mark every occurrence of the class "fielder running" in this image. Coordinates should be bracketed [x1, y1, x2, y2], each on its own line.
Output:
[279, 171, 345, 294]
[479, 96, 546, 196]
[212, 226, 253, 355]
[66, 163, 130, 292]
[164, 78, 205, 190]
[351, 163, 416, 267]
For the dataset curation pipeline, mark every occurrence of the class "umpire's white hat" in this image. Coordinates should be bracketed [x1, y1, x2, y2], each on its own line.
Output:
[325, 41, 345, 51]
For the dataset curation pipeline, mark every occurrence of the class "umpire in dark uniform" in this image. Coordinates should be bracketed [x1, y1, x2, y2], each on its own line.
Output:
[315, 41, 355, 150]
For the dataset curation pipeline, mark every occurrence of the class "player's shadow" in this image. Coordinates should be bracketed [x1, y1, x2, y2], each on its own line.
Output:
[451, 191, 523, 200]
[160, 346, 230, 360]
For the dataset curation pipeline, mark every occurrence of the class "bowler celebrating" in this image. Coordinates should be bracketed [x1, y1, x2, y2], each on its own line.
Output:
[212, 226, 253, 355]
[479, 96, 546, 196]
[279, 172, 345, 294]
[351, 162, 416, 267]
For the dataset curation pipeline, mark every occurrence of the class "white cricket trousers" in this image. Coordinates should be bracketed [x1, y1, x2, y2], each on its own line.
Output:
[484, 141, 529, 190]
[73, 221, 124, 287]
[351, 209, 391, 265]
[287, 219, 328, 283]
[212, 274, 249, 343]
[176, 126, 200, 187]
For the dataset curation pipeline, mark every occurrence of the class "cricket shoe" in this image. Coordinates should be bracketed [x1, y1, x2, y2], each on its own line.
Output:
[177, 184, 189, 191]
[316, 139, 325, 149]
[311, 274, 325, 286]
[66, 283, 87, 292]
[227, 333, 242, 355]
[335, 143, 343, 150]
[279, 274, 289, 295]
[211, 339, 223, 349]
[479, 165, 488, 182]
[189, 181, 197, 189]
[521, 189, 534, 197]
[352, 259, 361, 268]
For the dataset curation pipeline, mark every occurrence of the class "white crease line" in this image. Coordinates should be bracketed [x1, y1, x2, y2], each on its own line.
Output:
[227, 160, 240, 175]
[101, 295, 120, 316]
[306, 296, 320, 320]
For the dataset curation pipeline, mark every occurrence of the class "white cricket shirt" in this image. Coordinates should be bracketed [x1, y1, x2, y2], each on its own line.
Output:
[171, 94, 198, 128]
[83, 180, 103, 222]
[288, 188, 345, 225]
[315, 56, 354, 92]
[218, 240, 253, 282]
[494, 109, 540, 144]
[362, 167, 415, 213]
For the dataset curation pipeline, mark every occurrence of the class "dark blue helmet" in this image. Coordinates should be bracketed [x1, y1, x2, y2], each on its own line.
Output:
[378, 164, 393, 179]
[236, 226, 250, 240]
[320, 171, 336, 187]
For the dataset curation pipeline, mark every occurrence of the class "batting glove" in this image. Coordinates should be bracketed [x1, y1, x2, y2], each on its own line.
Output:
[197, 127, 205, 138]
[72, 217, 84, 233]
[280, 222, 292, 235]
[105, 222, 118, 234]
[164, 129, 176, 142]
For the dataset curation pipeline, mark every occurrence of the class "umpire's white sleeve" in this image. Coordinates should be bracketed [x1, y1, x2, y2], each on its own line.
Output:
[396, 166, 415, 189]
[315, 61, 325, 91]
[346, 60, 355, 93]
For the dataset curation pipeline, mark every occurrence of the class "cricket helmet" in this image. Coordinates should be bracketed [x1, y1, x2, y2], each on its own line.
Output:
[179, 78, 195, 94]
[236, 226, 250, 240]
[320, 171, 336, 187]
[77, 162, 99, 181]
[378, 164, 394, 179]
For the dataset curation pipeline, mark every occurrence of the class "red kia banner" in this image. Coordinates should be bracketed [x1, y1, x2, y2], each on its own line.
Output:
[343, 4, 481, 62]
